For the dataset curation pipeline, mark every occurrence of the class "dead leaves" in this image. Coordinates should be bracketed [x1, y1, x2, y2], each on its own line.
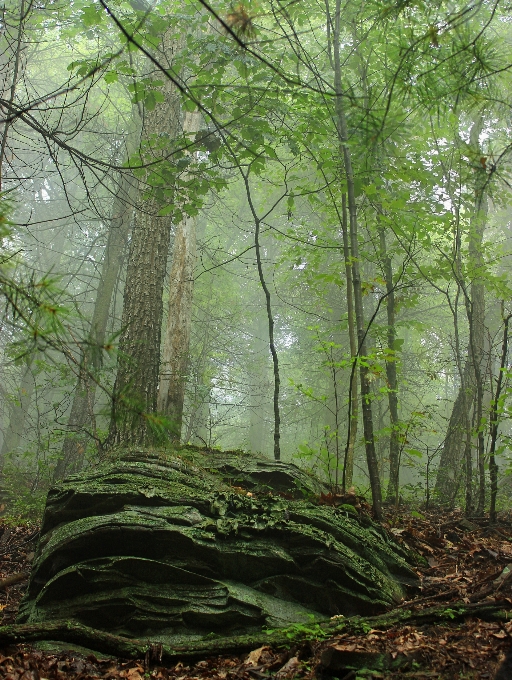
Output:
[386, 509, 512, 609]
[319, 620, 508, 678]
[245, 646, 271, 667]
[0, 523, 38, 626]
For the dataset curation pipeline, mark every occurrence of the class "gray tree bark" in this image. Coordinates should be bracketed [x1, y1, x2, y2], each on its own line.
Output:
[108, 30, 183, 447]
[341, 193, 358, 490]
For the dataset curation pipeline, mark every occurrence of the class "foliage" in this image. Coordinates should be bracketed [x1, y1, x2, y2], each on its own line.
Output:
[1, 0, 512, 516]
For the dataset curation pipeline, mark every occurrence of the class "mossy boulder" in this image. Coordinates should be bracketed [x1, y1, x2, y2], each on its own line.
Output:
[18, 449, 419, 645]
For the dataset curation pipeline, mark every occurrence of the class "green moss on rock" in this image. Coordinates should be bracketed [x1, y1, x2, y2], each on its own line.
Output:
[18, 449, 419, 644]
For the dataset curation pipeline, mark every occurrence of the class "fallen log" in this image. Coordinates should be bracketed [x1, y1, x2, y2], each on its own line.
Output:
[0, 572, 28, 589]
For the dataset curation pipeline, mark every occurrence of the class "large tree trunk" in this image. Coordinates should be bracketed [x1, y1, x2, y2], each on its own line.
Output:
[157, 110, 201, 439]
[108, 31, 183, 448]
[435, 116, 487, 507]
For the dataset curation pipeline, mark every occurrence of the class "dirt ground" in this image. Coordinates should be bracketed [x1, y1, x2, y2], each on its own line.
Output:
[1, 508, 512, 679]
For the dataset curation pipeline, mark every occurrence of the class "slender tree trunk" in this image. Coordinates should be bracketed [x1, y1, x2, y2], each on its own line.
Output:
[378, 226, 400, 505]
[467, 119, 487, 514]
[108, 31, 183, 448]
[489, 311, 511, 523]
[248, 308, 269, 455]
[0, 0, 26, 191]
[341, 193, 357, 490]
[332, 0, 382, 517]
[157, 111, 201, 439]
[243, 174, 281, 461]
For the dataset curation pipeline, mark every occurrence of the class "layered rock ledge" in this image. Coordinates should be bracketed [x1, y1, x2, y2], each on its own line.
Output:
[18, 449, 419, 645]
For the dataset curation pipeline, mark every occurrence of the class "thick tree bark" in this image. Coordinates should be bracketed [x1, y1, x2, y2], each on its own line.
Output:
[157, 111, 201, 439]
[332, 0, 382, 517]
[108, 31, 183, 447]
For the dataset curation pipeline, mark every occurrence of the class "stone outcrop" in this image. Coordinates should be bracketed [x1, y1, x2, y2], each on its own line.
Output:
[18, 448, 419, 645]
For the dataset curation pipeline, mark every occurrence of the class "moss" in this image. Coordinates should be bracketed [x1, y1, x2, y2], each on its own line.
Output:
[19, 449, 420, 643]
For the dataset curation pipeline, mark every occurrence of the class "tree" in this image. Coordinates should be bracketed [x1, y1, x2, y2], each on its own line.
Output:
[107, 23, 184, 446]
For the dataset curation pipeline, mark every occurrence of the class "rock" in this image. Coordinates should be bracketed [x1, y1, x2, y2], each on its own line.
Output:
[18, 448, 419, 645]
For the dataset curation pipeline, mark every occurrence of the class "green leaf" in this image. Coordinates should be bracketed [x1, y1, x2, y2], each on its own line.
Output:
[353, 178, 364, 197]
[393, 338, 404, 352]
[144, 92, 157, 111]
[157, 205, 174, 216]
[82, 4, 103, 27]
[364, 184, 377, 196]
[104, 71, 118, 84]
[406, 448, 423, 458]
[183, 98, 197, 113]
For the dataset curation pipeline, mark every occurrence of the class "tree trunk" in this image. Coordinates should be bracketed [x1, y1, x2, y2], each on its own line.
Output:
[379, 227, 400, 505]
[247, 308, 270, 455]
[108, 31, 183, 448]
[489, 311, 511, 523]
[55, 123, 140, 478]
[157, 111, 201, 439]
[435, 116, 487, 507]
[0, 0, 27, 191]
[0, 359, 34, 463]
[243, 175, 281, 461]
[332, 0, 382, 517]
[341, 193, 358, 491]
[467, 117, 487, 514]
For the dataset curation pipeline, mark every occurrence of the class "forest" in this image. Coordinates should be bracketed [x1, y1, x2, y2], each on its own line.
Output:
[1, 0, 512, 678]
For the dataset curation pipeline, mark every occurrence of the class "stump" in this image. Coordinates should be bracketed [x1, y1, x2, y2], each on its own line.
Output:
[18, 448, 419, 646]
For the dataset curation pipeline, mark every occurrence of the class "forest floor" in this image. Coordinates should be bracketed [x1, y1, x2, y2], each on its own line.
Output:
[1, 507, 512, 679]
